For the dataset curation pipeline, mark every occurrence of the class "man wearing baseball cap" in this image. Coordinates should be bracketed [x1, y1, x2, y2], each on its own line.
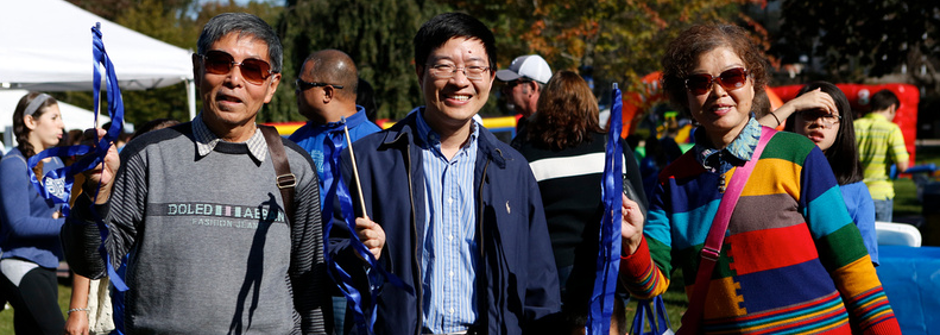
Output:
[496, 54, 552, 147]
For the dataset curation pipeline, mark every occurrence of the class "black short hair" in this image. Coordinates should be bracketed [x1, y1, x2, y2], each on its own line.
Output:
[869, 89, 900, 112]
[197, 13, 283, 73]
[413, 12, 497, 72]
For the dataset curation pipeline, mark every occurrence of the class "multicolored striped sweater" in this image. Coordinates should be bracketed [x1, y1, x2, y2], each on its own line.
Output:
[621, 121, 900, 334]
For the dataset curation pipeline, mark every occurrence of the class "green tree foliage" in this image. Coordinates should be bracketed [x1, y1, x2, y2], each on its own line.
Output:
[272, 0, 449, 122]
[63, 0, 282, 128]
[449, 0, 769, 95]
[779, 0, 940, 88]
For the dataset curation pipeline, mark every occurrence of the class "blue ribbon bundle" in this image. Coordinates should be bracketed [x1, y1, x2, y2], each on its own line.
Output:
[630, 295, 673, 335]
[587, 84, 625, 334]
[27, 23, 128, 291]
[320, 126, 413, 335]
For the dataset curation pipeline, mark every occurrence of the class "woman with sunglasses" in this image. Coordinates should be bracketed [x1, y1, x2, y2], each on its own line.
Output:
[779, 82, 879, 266]
[0, 92, 67, 334]
[617, 25, 899, 334]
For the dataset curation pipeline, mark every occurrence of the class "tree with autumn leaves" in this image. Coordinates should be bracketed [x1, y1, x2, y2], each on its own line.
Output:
[57, 0, 936, 124]
[452, 0, 773, 98]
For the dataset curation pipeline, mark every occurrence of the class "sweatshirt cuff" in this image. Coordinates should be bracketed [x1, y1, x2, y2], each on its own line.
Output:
[620, 237, 651, 279]
[862, 317, 901, 335]
[72, 192, 110, 224]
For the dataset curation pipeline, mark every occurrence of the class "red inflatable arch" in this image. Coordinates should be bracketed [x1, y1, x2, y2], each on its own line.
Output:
[770, 84, 919, 165]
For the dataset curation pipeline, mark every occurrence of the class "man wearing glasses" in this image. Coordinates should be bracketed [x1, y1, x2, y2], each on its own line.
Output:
[62, 13, 331, 334]
[290, 49, 381, 334]
[329, 12, 560, 335]
[495, 54, 552, 148]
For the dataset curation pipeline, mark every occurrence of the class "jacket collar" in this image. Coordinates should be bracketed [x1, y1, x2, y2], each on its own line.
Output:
[692, 114, 761, 173]
[381, 107, 508, 169]
[308, 105, 370, 133]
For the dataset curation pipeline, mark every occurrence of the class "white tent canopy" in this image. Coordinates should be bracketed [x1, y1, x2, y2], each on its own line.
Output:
[0, 90, 110, 150]
[0, 0, 196, 119]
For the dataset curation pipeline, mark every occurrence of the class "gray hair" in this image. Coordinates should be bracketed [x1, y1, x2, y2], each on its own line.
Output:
[197, 13, 283, 73]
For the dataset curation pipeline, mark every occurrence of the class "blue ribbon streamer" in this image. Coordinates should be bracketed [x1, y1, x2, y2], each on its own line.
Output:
[88, 23, 129, 292]
[630, 296, 671, 335]
[320, 124, 413, 335]
[587, 83, 624, 335]
[27, 145, 93, 210]
[27, 23, 129, 291]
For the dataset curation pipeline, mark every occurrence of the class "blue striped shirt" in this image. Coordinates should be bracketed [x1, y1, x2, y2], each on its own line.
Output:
[415, 109, 479, 333]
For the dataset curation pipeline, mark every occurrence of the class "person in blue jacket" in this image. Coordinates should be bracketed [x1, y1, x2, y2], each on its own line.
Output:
[289, 49, 382, 335]
[330, 12, 561, 335]
[0, 91, 67, 334]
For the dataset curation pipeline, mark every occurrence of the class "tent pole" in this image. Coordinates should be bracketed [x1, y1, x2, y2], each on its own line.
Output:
[186, 78, 196, 121]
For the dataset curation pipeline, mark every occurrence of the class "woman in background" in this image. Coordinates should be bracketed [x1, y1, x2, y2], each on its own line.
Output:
[783, 81, 878, 265]
[0, 91, 68, 334]
[515, 70, 647, 333]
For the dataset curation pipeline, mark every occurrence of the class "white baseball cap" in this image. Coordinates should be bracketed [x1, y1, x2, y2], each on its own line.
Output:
[495, 55, 552, 84]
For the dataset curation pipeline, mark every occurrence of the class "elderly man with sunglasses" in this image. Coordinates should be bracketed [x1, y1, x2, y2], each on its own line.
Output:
[62, 13, 331, 334]
[288, 49, 381, 334]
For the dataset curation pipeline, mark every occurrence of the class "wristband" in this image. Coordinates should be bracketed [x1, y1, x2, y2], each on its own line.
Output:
[769, 111, 781, 126]
[67, 308, 90, 314]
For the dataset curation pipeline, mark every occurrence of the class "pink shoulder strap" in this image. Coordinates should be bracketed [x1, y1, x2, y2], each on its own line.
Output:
[678, 126, 776, 334]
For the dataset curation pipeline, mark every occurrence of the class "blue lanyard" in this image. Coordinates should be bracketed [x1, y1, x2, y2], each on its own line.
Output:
[587, 84, 624, 335]
[26, 24, 130, 292]
[320, 123, 413, 335]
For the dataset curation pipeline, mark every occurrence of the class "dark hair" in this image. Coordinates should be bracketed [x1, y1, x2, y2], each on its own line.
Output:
[869, 89, 900, 112]
[13, 91, 58, 160]
[300, 49, 359, 101]
[783, 81, 863, 185]
[526, 70, 603, 150]
[356, 78, 378, 122]
[13, 92, 58, 177]
[131, 118, 181, 141]
[661, 25, 768, 116]
[197, 13, 282, 73]
[414, 13, 497, 73]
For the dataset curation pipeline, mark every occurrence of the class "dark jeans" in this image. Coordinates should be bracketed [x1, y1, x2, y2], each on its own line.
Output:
[1, 266, 65, 335]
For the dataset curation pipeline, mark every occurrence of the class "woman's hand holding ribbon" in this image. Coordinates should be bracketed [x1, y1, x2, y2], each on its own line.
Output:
[621, 193, 645, 256]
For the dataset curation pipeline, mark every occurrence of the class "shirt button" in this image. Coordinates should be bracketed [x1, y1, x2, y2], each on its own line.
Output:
[449, 308, 455, 314]
[448, 271, 454, 277]
[447, 197, 454, 204]
[448, 235, 454, 241]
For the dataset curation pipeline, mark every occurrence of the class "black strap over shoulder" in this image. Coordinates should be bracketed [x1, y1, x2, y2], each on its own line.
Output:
[259, 125, 297, 225]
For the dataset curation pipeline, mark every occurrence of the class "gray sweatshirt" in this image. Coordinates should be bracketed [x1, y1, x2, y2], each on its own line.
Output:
[62, 118, 329, 334]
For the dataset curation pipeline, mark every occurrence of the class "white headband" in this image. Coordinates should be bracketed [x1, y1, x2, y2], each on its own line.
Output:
[24, 93, 52, 116]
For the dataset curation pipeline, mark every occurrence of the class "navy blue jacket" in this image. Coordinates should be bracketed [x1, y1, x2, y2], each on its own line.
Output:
[331, 111, 561, 335]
